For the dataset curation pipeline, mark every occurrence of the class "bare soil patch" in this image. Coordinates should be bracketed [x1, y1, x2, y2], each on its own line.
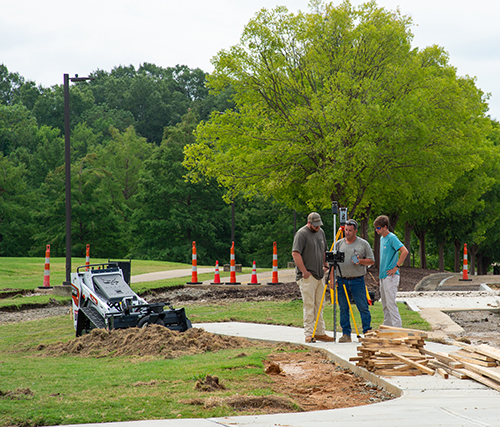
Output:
[447, 311, 500, 348]
[30, 325, 394, 413]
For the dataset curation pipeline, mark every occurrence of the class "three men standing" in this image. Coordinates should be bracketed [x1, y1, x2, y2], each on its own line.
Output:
[292, 212, 408, 343]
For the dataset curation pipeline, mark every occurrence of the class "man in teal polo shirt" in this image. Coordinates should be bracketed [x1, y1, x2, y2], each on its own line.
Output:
[374, 215, 409, 328]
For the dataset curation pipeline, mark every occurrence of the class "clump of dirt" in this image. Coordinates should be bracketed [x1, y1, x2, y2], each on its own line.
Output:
[34, 325, 270, 359]
[186, 395, 298, 413]
[195, 375, 226, 391]
[0, 388, 34, 400]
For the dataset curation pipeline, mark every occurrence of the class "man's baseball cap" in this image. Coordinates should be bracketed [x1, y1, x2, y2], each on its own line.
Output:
[308, 212, 323, 227]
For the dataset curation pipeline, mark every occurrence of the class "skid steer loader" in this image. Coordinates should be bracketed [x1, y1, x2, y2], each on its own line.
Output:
[70, 262, 191, 337]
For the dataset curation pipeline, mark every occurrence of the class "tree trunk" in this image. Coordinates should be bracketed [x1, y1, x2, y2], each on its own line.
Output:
[438, 240, 445, 271]
[404, 222, 413, 267]
[454, 240, 462, 273]
[388, 213, 399, 231]
[468, 243, 478, 275]
[476, 253, 483, 275]
[477, 254, 491, 275]
[360, 205, 371, 240]
[374, 228, 380, 269]
[360, 217, 368, 240]
[415, 229, 427, 269]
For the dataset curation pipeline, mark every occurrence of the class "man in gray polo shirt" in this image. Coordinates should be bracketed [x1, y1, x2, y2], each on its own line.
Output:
[334, 219, 375, 342]
[292, 212, 334, 343]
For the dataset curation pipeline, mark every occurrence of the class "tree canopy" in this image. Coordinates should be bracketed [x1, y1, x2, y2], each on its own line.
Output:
[184, 0, 490, 215]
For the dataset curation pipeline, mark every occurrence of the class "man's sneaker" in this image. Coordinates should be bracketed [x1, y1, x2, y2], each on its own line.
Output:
[305, 336, 313, 343]
[338, 334, 352, 343]
[315, 334, 335, 342]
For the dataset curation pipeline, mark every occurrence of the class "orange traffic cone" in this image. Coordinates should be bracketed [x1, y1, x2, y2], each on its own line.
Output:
[85, 244, 90, 271]
[39, 245, 52, 289]
[267, 242, 282, 285]
[249, 260, 260, 285]
[186, 241, 203, 285]
[43, 244, 51, 287]
[459, 243, 472, 281]
[211, 260, 222, 285]
[227, 242, 241, 285]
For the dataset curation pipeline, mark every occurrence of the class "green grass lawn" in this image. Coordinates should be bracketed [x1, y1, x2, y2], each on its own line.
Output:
[0, 257, 430, 426]
[0, 257, 198, 290]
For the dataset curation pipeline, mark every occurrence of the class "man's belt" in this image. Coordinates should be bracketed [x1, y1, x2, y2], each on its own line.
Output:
[340, 276, 363, 280]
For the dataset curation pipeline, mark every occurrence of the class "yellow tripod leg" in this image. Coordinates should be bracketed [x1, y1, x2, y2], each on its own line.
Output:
[342, 283, 361, 338]
[311, 281, 328, 341]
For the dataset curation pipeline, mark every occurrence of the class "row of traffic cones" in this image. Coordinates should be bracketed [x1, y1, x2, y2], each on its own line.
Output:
[187, 241, 283, 286]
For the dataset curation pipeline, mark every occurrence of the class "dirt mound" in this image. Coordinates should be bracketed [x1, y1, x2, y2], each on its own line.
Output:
[195, 374, 226, 391]
[0, 388, 34, 400]
[185, 394, 298, 413]
[34, 325, 270, 359]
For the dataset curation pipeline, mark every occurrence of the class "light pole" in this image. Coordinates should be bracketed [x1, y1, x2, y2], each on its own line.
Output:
[63, 73, 95, 285]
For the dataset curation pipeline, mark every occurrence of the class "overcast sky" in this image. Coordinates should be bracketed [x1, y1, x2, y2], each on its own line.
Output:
[1, 0, 498, 120]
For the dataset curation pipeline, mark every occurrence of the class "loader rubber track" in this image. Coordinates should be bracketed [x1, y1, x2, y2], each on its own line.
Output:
[81, 305, 107, 329]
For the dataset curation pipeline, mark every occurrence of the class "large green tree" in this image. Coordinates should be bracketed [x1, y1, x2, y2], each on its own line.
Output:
[132, 111, 231, 263]
[0, 153, 34, 256]
[184, 0, 490, 215]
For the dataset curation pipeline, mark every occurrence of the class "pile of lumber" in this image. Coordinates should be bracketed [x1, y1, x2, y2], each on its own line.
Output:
[350, 325, 500, 392]
[351, 325, 430, 376]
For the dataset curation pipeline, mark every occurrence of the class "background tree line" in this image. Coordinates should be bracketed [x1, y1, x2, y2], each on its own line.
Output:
[1, 2, 500, 273]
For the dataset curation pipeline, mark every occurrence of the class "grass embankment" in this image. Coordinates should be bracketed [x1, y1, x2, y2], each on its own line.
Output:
[0, 257, 430, 426]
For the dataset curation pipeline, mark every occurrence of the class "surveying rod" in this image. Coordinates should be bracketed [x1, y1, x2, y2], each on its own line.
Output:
[331, 202, 339, 340]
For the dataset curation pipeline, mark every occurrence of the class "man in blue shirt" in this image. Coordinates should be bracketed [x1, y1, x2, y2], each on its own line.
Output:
[374, 215, 409, 327]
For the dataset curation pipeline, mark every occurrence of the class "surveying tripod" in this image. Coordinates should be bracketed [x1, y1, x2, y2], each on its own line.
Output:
[310, 203, 372, 342]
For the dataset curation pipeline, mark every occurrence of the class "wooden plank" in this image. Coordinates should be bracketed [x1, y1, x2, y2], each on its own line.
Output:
[375, 369, 421, 376]
[456, 368, 500, 392]
[428, 361, 469, 379]
[456, 349, 496, 363]
[391, 352, 435, 375]
[393, 364, 417, 371]
[435, 368, 449, 379]
[460, 361, 500, 383]
[378, 351, 423, 358]
[421, 349, 464, 367]
[449, 353, 497, 367]
[376, 331, 413, 337]
[360, 337, 411, 345]
[453, 341, 500, 363]
[446, 369, 470, 380]
[478, 344, 500, 358]
[379, 325, 428, 337]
